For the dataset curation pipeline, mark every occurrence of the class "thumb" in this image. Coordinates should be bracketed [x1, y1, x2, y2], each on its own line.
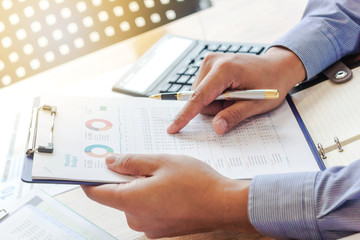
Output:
[105, 154, 160, 177]
[212, 101, 264, 135]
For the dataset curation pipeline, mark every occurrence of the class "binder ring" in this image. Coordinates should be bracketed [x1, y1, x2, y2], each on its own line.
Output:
[26, 105, 57, 157]
[334, 137, 343, 152]
[317, 143, 327, 159]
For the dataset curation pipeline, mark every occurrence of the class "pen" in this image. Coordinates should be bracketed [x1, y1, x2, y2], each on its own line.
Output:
[149, 89, 279, 101]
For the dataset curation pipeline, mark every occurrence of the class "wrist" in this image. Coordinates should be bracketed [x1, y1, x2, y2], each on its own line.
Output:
[222, 179, 256, 233]
[263, 46, 306, 89]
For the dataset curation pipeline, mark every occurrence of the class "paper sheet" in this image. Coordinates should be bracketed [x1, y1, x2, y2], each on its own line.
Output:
[0, 111, 77, 204]
[0, 191, 116, 240]
[32, 96, 319, 182]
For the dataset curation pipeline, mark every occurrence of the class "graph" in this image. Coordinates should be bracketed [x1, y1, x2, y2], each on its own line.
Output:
[85, 119, 112, 131]
[84, 144, 114, 158]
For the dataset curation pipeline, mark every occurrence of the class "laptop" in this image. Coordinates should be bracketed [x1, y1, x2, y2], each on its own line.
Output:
[112, 35, 269, 96]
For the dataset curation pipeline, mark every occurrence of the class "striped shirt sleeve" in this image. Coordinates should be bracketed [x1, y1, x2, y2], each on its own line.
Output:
[248, 159, 360, 239]
[272, 0, 360, 80]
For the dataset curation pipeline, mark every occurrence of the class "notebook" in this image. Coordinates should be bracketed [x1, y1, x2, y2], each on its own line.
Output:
[22, 95, 321, 184]
[112, 35, 269, 96]
[291, 66, 360, 167]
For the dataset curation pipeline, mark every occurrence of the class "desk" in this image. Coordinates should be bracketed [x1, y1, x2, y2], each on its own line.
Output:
[0, 0, 307, 239]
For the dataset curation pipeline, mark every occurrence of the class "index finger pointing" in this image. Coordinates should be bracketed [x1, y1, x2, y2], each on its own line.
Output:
[166, 70, 226, 134]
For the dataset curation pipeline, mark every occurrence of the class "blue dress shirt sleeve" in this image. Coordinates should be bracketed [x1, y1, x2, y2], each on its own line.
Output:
[272, 0, 360, 80]
[249, 159, 360, 239]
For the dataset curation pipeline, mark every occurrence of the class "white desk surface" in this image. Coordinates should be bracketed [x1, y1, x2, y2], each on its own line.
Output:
[0, 0, 307, 239]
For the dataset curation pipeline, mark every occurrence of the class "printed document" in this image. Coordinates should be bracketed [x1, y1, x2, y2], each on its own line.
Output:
[32, 96, 320, 182]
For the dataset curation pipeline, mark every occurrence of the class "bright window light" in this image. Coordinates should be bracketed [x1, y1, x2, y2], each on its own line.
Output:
[144, 0, 155, 8]
[129, 1, 139, 12]
[44, 51, 55, 62]
[1, 75, 12, 86]
[23, 44, 34, 55]
[46, 14, 57, 25]
[9, 14, 20, 25]
[61, 8, 72, 19]
[67, 23, 78, 34]
[24, 6, 35, 17]
[98, 11, 109, 22]
[76, 1, 87, 12]
[1, 36, 12, 48]
[104, 26, 115, 36]
[30, 59, 41, 70]
[89, 31, 100, 42]
[39, 0, 50, 10]
[150, 13, 161, 23]
[120, 21, 130, 31]
[74, 38, 85, 48]
[9, 52, 19, 63]
[16, 67, 26, 78]
[37, 36, 49, 47]
[113, 6, 123, 16]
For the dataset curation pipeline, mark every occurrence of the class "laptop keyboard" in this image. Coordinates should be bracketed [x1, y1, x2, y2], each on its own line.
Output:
[159, 43, 266, 93]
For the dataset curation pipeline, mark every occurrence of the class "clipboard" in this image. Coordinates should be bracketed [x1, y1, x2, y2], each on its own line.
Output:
[21, 95, 325, 185]
[21, 102, 99, 185]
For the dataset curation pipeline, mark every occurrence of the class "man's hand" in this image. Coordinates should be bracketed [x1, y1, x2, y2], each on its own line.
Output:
[82, 154, 255, 239]
[167, 47, 306, 135]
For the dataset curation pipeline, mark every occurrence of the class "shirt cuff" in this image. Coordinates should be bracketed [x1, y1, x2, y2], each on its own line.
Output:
[248, 171, 321, 240]
[272, 17, 341, 80]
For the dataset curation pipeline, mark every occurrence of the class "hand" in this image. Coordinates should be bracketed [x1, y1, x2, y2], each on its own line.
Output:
[167, 47, 306, 135]
[82, 154, 255, 238]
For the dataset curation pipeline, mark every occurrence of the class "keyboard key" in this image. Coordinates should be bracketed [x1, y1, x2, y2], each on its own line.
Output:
[160, 82, 172, 92]
[217, 44, 230, 52]
[185, 67, 198, 75]
[176, 66, 188, 74]
[198, 49, 211, 59]
[181, 85, 192, 91]
[249, 46, 264, 54]
[177, 75, 190, 84]
[187, 75, 196, 85]
[238, 45, 251, 53]
[207, 43, 219, 51]
[168, 74, 180, 83]
[192, 59, 203, 67]
[228, 45, 241, 52]
[167, 84, 183, 92]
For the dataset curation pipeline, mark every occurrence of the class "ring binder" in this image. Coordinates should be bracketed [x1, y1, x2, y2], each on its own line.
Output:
[0, 208, 8, 221]
[317, 143, 327, 159]
[334, 137, 344, 152]
[26, 105, 57, 157]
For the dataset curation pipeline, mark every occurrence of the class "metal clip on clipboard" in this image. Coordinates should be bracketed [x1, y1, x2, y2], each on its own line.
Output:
[26, 105, 57, 157]
[0, 208, 8, 221]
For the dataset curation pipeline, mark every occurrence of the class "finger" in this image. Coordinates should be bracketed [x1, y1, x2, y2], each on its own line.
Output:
[190, 52, 214, 89]
[212, 100, 276, 135]
[106, 154, 162, 177]
[82, 184, 126, 209]
[167, 67, 229, 134]
[199, 100, 236, 116]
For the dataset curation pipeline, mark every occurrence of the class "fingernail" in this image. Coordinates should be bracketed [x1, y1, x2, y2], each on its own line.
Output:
[215, 118, 228, 134]
[166, 121, 176, 133]
[106, 157, 115, 165]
